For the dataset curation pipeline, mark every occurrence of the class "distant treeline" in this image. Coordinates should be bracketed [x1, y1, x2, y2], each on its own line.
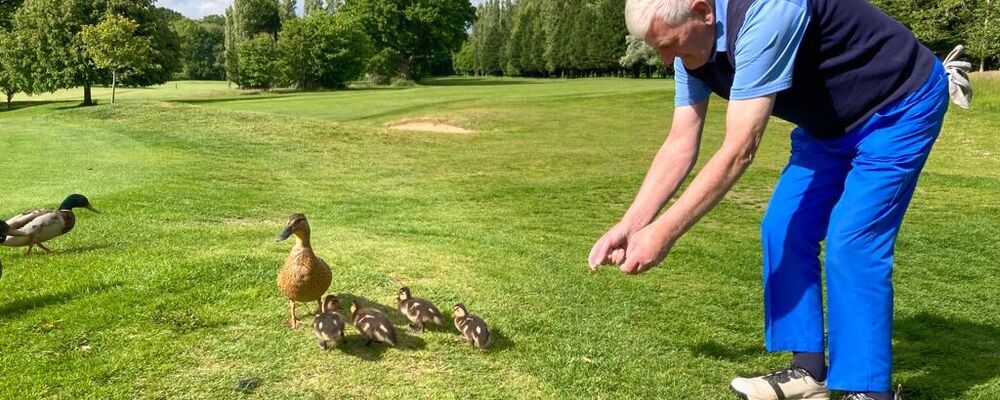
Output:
[456, 0, 1000, 78]
[0, 0, 475, 105]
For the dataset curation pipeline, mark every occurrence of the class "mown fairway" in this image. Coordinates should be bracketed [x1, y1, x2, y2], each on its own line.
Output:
[0, 77, 997, 399]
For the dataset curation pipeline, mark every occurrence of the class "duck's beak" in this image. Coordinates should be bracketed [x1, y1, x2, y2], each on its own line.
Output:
[86, 205, 101, 214]
[275, 226, 294, 242]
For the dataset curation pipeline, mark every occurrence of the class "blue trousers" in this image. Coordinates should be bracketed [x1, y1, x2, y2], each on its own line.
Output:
[761, 62, 949, 392]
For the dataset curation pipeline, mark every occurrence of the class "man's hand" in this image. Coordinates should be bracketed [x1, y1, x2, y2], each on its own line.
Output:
[619, 223, 676, 275]
[588, 223, 636, 270]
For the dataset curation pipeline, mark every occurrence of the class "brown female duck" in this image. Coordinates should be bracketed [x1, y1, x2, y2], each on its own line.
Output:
[276, 213, 332, 328]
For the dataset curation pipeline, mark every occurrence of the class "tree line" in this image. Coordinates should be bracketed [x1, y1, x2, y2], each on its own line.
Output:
[0, 0, 474, 106]
[222, 0, 474, 89]
[0, 0, 995, 107]
[457, 0, 1000, 78]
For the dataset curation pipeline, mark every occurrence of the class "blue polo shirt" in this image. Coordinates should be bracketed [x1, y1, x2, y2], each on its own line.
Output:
[674, 0, 811, 106]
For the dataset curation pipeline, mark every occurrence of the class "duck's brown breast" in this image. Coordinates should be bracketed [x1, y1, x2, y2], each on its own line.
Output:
[277, 247, 332, 302]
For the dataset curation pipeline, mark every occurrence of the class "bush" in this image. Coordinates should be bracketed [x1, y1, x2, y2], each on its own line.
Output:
[278, 12, 371, 89]
[367, 47, 401, 85]
[238, 33, 283, 90]
[453, 41, 475, 76]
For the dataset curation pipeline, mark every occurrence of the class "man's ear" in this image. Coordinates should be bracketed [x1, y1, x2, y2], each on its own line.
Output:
[690, 0, 715, 25]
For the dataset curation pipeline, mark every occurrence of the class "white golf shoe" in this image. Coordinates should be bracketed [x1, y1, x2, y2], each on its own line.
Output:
[730, 367, 831, 400]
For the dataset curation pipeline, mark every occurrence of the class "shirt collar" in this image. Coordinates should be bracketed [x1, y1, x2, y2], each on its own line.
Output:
[714, 0, 728, 53]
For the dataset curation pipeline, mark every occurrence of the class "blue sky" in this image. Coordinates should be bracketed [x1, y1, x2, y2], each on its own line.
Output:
[158, 0, 486, 19]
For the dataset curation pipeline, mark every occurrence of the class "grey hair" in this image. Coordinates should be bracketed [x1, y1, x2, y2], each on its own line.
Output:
[625, 0, 693, 39]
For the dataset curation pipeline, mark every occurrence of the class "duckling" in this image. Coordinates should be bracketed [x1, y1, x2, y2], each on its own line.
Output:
[453, 303, 491, 350]
[276, 213, 332, 329]
[350, 299, 397, 347]
[3, 194, 99, 256]
[312, 294, 346, 350]
[397, 287, 444, 333]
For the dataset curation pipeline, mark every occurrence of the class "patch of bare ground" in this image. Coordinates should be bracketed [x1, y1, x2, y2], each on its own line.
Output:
[386, 119, 474, 134]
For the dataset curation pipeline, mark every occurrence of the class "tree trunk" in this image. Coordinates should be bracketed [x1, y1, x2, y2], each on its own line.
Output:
[111, 71, 117, 104]
[401, 56, 414, 81]
[5, 92, 11, 109]
[982, 57, 986, 72]
[83, 83, 93, 106]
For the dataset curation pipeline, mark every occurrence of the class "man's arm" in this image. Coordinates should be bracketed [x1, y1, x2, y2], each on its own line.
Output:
[619, 95, 775, 274]
[588, 101, 708, 268]
[623, 102, 709, 229]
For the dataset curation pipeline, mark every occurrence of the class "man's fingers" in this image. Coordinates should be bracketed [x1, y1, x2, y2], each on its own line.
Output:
[619, 255, 640, 275]
[609, 248, 625, 265]
[588, 240, 610, 268]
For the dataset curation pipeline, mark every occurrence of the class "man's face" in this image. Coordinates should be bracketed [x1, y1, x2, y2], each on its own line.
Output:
[644, 0, 716, 69]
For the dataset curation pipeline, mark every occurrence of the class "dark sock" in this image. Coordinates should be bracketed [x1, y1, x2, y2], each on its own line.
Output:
[791, 352, 827, 381]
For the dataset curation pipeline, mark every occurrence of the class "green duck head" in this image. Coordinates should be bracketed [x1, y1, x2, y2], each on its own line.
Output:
[59, 194, 101, 213]
[0, 221, 8, 244]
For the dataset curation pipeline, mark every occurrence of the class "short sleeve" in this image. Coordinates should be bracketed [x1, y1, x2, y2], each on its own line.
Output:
[730, 0, 810, 100]
[674, 57, 712, 106]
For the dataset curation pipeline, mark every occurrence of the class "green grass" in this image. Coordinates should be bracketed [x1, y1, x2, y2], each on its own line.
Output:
[0, 75, 997, 399]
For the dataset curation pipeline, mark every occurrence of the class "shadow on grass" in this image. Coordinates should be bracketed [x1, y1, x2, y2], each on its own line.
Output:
[894, 313, 1000, 399]
[0, 282, 123, 321]
[325, 293, 426, 361]
[0, 100, 89, 113]
[419, 77, 538, 87]
[174, 94, 302, 106]
[688, 340, 765, 363]
[483, 327, 515, 352]
[336, 323, 428, 362]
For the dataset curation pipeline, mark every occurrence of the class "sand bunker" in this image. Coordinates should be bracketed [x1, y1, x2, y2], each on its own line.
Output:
[387, 119, 474, 134]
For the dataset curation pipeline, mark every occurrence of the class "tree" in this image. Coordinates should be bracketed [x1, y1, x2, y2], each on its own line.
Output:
[278, 12, 371, 88]
[0, 30, 19, 107]
[174, 16, 227, 80]
[343, 0, 475, 81]
[280, 0, 298, 21]
[0, 0, 24, 30]
[964, 0, 1000, 71]
[82, 14, 152, 104]
[453, 40, 475, 75]
[225, 0, 282, 87]
[238, 33, 283, 90]
[326, 0, 344, 13]
[9, 0, 181, 106]
[304, 0, 324, 16]
[467, 0, 512, 76]
[619, 35, 665, 78]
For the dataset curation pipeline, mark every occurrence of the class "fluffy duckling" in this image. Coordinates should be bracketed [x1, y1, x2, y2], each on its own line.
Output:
[3, 194, 98, 256]
[350, 299, 397, 347]
[312, 294, 346, 350]
[397, 287, 444, 333]
[276, 213, 332, 328]
[453, 303, 491, 350]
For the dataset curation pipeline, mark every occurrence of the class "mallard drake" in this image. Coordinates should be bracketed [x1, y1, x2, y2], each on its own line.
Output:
[312, 294, 346, 350]
[3, 194, 99, 256]
[397, 287, 444, 332]
[276, 213, 332, 329]
[453, 303, 491, 350]
[351, 299, 397, 347]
